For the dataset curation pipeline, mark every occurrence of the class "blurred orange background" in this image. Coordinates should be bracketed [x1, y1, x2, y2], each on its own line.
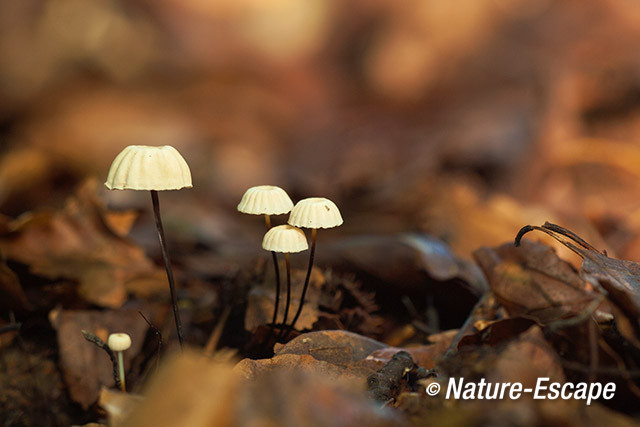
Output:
[3, 0, 640, 261]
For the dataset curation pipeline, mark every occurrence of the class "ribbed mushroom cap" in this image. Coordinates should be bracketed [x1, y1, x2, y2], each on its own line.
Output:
[237, 185, 294, 215]
[105, 145, 192, 191]
[107, 333, 132, 351]
[262, 225, 308, 253]
[288, 197, 343, 229]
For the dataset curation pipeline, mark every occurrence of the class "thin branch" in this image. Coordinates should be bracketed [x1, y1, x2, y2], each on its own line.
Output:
[81, 330, 120, 390]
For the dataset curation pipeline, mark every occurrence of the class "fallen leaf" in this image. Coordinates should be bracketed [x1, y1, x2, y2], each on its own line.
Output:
[121, 351, 403, 427]
[458, 318, 538, 348]
[516, 222, 640, 342]
[401, 233, 488, 295]
[118, 352, 238, 427]
[49, 307, 148, 408]
[0, 257, 32, 312]
[237, 330, 388, 381]
[0, 179, 159, 308]
[487, 325, 566, 388]
[234, 353, 368, 383]
[99, 387, 143, 426]
[275, 330, 387, 364]
[473, 239, 598, 323]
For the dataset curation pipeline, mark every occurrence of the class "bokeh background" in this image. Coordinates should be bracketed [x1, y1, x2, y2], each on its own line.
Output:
[4, 0, 640, 274]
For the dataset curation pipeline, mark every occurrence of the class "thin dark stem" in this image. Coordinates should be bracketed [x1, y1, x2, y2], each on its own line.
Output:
[0, 322, 21, 334]
[270, 252, 281, 324]
[281, 253, 292, 326]
[151, 190, 184, 348]
[81, 330, 120, 390]
[275, 253, 292, 342]
[265, 215, 281, 326]
[289, 228, 317, 331]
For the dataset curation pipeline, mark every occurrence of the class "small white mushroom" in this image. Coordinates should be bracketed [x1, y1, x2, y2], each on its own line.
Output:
[108, 333, 132, 392]
[262, 225, 308, 330]
[238, 185, 294, 327]
[286, 197, 343, 331]
[238, 185, 294, 219]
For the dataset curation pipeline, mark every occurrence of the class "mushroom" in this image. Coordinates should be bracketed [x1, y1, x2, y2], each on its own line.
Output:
[105, 145, 192, 348]
[287, 197, 343, 332]
[262, 224, 308, 330]
[238, 185, 294, 326]
[107, 332, 132, 392]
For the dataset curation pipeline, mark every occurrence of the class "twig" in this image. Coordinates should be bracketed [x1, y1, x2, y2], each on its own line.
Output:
[81, 330, 120, 390]
[139, 311, 162, 374]
[0, 322, 22, 334]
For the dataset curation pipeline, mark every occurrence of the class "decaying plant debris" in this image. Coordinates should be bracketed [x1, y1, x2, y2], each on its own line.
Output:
[3, 0, 640, 425]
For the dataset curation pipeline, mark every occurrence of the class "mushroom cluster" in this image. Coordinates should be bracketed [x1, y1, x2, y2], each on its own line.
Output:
[238, 187, 343, 339]
[103, 145, 343, 351]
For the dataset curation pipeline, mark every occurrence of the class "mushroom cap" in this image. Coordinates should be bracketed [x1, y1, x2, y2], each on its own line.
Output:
[262, 224, 309, 253]
[105, 145, 192, 191]
[237, 185, 294, 215]
[288, 197, 343, 229]
[107, 333, 132, 351]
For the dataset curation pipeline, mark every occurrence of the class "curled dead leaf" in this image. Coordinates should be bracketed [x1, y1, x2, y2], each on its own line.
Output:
[474, 239, 598, 323]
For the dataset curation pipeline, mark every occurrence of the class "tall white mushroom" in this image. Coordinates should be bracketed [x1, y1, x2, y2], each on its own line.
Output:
[262, 225, 308, 329]
[238, 185, 294, 326]
[105, 145, 192, 348]
[287, 197, 343, 331]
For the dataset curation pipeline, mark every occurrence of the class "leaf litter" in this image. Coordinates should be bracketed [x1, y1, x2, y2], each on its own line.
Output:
[3, 0, 640, 425]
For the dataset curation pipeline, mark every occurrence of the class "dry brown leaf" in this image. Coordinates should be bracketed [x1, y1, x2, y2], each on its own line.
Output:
[458, 317, 539, 348]
[118, 352, 238, 427]
[401, 233, 488, 295]
[235, 353, 368, 383]
[237, 330, 388, 381]
[0, 257, 32, 312]
[99, 387, 143, 426]
[321, 233, 487, 297]
[275, 329, 387, 364]
[487, 325, 566, 388]
[49, 307, 148, 409]
[367, 329, 457, 369]
[0, 179, 159, 308]
[121, 351, 402, 427]
[473, 239, 598, 323]
[516, 222, 640, 344]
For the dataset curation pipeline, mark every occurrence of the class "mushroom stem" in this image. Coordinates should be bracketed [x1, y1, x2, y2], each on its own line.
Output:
[289, 228, 317, 332]
[280, 253, 292, 329]
[151, 190, 184, 348]
[117, 351, 126, 392]
[264, 215, 282, 327]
